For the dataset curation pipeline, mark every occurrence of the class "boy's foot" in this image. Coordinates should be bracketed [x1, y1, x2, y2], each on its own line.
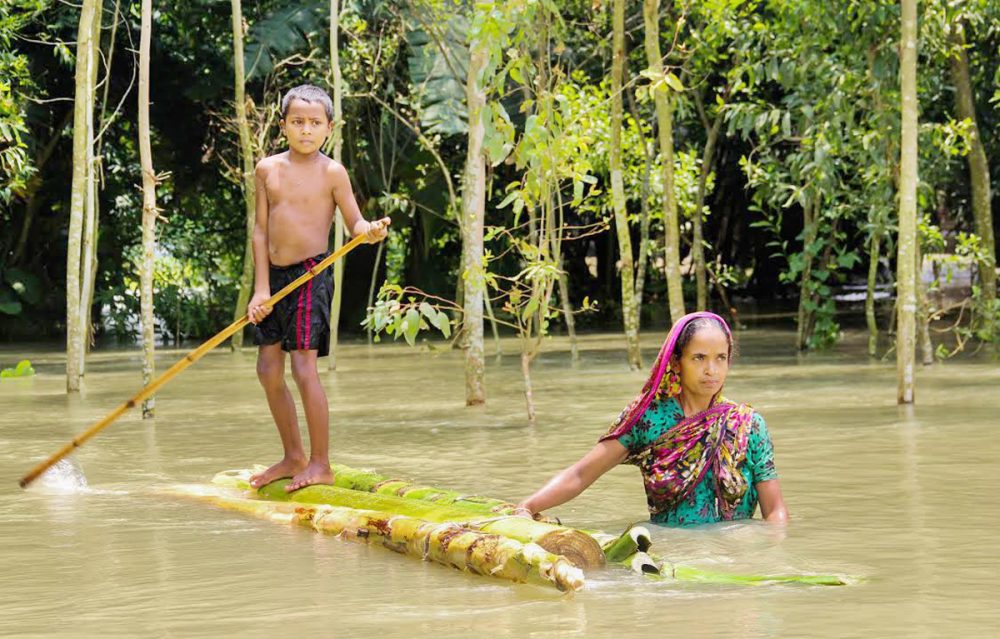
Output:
[249, 457, 307, 489]
[286, 460, 334, 492]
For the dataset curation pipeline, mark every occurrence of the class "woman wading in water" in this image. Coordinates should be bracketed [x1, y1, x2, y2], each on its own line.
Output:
[516, 312, 788, 526]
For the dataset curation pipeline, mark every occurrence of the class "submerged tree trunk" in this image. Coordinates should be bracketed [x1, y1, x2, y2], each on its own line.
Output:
[138, 0, 157, 418]
[642, 0, 685, 323]
[948, 21, 996, 330]
[230, 0, 256, 352]
[866, 232, 881, 357]
[897, 0, 918, 404]
[461, 38, 488, 405]
[328, 0, 346, 370]
[66, 0, 99, 392]
[612, 0, 640, 370]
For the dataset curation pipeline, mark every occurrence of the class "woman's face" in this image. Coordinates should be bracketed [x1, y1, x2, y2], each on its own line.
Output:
[671, 326, 730, 399]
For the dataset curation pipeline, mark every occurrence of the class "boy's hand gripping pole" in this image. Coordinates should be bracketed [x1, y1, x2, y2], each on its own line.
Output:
[19, 231, 373, 488]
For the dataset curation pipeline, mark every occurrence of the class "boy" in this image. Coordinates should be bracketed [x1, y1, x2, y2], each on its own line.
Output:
[247, 84, 389, 491]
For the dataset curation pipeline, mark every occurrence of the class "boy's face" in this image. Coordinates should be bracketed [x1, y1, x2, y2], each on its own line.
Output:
[280, 99, 333, 154]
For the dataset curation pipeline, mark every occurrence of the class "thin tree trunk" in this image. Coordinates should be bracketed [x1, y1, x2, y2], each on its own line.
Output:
[552, 187, 575, 360]
[485, 293, 502, 356]
[521, 351, 536, 424]
[625, 85, 652, 317]
[916, 243, 934, 365]
[642, 0, 685, 323]
[556, 268, 576, 360]
[461, 36, 488, 405]
[897, 0, 918, 404]
[79, 2, 103, 363]
[612, 0, 640, 370]
[948, 21, 996, 328]
[229, 0, 256, 352]
[95, 0, 121, 158]
[866, 232, 881, 357]
[66, 0, 99, 392]
[692, 92, 723, 311]
[366, 240, 384, 344]
[138, 0, 157, 418]
[796, 200, 818, 350]
[328, 0, 346, 369]
[706, 261, 739, 327]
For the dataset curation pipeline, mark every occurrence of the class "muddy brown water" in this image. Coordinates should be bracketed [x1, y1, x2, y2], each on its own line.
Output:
[1, 330, 997, 637]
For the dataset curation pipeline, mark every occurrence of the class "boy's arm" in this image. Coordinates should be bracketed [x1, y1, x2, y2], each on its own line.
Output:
[247, 161, 272, 325]
[330, 162, 390, 243]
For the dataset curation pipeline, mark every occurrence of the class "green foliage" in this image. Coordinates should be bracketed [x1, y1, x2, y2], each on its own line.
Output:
[0, 267, 42, 316]
[4, 0, 1000, 354]
[244, 2, 327, 81]
[404, 2, 469, 136]
[363, 283, 454, 345]
[0, 0, 46, 203]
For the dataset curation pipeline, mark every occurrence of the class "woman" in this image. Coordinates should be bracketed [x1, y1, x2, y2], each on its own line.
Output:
[515, 312, 788, 526]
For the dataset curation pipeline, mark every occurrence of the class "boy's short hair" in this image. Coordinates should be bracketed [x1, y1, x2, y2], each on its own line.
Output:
[281, 84, 334, 121]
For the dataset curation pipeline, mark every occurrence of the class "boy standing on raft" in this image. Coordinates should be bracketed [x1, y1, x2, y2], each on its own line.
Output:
[246, 84, 389, 491]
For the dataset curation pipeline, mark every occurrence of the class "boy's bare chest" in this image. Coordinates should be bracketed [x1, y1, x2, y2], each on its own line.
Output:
[265, 166, 334, 211]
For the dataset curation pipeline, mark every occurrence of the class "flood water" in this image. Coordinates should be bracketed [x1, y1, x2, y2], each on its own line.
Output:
[1, 330, 997, 637]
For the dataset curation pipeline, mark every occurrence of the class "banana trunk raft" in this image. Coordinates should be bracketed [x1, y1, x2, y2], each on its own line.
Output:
[167, 484, 584, 591]
[169, 467, 850, 591]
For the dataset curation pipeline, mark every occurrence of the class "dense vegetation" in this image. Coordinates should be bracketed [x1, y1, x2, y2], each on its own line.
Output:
[1, 1, 997, 405]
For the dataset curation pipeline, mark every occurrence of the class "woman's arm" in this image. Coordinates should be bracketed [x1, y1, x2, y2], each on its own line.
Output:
[516, 439, 628, 517]
[756, 479, 788, 524]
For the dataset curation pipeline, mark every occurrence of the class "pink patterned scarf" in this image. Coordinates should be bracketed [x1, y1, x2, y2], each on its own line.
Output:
[600, 312, 754, 519]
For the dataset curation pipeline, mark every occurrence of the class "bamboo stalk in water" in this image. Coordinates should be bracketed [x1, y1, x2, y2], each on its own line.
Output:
[166, 484, 584, 591]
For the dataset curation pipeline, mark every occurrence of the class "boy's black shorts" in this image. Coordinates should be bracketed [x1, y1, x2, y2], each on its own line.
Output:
[253, 252, 334, 357]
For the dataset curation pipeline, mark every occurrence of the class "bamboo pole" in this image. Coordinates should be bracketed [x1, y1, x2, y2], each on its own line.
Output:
[19, 231, 376, 488]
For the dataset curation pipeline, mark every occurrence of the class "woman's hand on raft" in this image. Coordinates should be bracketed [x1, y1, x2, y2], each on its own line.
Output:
[362, 218, 391, 244]
[512, 505, 535, 519]
[515, 440, 628, 518]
